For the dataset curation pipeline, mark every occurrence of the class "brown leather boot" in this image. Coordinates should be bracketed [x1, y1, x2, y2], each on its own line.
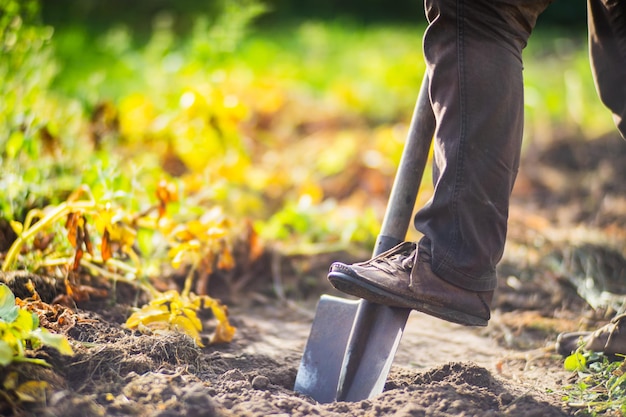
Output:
[328, 242, 492, 326]
[556, 313, 626, 356]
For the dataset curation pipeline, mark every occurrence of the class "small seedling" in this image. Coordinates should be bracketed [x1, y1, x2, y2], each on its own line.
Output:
[563, 348, 626, 416]
[0, 283, 73, 367]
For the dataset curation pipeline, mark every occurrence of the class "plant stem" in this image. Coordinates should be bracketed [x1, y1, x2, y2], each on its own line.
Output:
[2, 201, 95, 272]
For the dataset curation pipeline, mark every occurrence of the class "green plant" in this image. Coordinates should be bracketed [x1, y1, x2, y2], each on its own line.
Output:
[563, 349, 626, 416]
[0, 0, 56, 153]
[0, 283, 73, 367]
[125, 290, 236, 347]
[2, 182, 238, 345]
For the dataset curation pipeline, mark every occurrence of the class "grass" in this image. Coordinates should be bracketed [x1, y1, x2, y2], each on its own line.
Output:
[564, 350, 626, 416]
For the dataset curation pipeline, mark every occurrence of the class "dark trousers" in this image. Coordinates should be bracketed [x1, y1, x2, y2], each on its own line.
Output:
[414, 0, 626, 292]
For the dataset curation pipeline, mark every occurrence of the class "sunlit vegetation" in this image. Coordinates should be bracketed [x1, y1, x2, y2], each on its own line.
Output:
[0, 1, 619, 409]
[563, 349, 626, 416]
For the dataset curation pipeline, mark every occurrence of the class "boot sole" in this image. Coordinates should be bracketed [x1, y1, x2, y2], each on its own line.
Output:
[328, 271, 488, 327]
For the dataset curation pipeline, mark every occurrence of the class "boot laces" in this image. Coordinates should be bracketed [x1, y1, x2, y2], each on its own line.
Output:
[371, 250, 414, 274]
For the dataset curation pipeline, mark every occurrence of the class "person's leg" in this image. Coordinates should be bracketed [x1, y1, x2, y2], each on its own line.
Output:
[414, 0, 551, 293]
[555, 0, 626, 356]
[588, 0, 626, 139]
[328, 0, 550, 326]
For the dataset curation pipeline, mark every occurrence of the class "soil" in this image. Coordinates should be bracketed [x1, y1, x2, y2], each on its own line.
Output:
[3, 132, 626, 417]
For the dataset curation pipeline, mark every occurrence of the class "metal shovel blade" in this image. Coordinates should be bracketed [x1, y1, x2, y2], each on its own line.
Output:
[294, 297, 409, 403]
[293, 295, 360, 403]
[294, 73, 435, 403]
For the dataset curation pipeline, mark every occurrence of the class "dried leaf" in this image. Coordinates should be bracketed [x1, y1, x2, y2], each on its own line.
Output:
[72, 248, 84, 271]
[83, 223, 93, 255]
[246, 220, 264, 261]
[33, 232, 54, 251]
[65, 212, 79, 248]
[61, 280, 108, 303]
[101, 228, 112, 262]
[156, 179, 178, 218]
[217, 245, 235, 270]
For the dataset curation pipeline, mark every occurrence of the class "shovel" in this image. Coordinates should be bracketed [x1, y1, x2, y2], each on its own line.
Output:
[294, 73, 436, 403]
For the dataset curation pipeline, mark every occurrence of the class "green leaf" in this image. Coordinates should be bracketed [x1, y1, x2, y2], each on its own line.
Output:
[6, 131, 25, 160]
[0, 284, 19, 323]
[30, 328, 74, 356]
[564, 351, 587, 372]
[14, 308, 38, 333]
[0, 340, 14, 366]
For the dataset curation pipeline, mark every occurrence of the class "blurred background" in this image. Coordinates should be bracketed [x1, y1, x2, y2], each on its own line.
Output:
[2, 0, 620, 301]
[40, 0, 587, 30]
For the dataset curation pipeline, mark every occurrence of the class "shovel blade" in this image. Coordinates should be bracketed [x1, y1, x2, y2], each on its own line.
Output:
[294, 296, 410, 403]
[294, 295, 360, 403]
[336, 301, 410, 402]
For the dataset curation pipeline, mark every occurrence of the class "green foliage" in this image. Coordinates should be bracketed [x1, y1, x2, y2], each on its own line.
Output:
[234, 21, 425, 123]
[563, 349, 626, 416]
[259, 198, 379, 254]
[0, 284, 73, 367]
[1, 0, 619, 297]
[0, 0, 89, 222]
[523, 30, 613, 142]
[0, 0, 56, 155]
[1, 182, 238, 345]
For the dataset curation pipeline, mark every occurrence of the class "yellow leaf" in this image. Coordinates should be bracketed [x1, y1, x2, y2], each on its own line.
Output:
[206, 226, 227, 240]
[3, 371, 19, 390]
[168, 241, 201, 269]
[107, 223, 137, 249]
[172, 224, 195, 242]
[119, 93, 155, 142]
[211, 320, 237, 344]
[9, 220, 23, 236]
[149, 290, 178, 306]
[14, 309, 38, 333]
[180, 307, 202, 331]
[2, 332, 18, 351]
[15, 380, 48, 402]
[298, 180, 324, 205]
[186, 220, 207, 239]
[170, 315, 203, 347]
[207, 300, 236, 344]
[125, 306, 170, 329]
